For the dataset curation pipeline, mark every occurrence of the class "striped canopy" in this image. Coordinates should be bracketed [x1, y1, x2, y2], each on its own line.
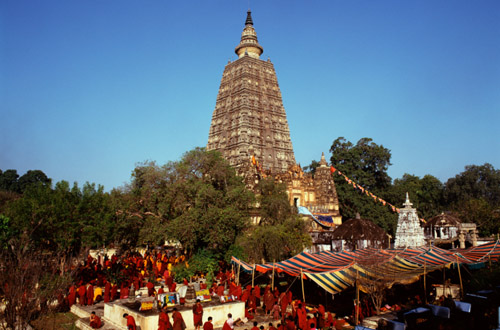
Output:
[231, 241, 500, 295]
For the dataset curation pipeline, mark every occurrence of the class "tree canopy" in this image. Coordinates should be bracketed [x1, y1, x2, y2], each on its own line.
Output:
[329, 137, 397, 234]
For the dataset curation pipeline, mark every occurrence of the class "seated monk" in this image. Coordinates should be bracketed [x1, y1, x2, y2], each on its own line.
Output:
[90, 311, 102, 329]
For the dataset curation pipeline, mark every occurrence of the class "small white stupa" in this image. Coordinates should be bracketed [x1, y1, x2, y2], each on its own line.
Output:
[394, 193, 426, 249]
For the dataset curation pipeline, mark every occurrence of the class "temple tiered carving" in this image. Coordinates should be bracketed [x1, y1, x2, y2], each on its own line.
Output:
[394, 193, 426, 249]
[207, 11, 341, 229]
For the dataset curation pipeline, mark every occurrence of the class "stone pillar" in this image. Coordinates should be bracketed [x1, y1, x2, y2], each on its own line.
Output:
[459, 231, 466, 249]
[471, 230, 478, 247]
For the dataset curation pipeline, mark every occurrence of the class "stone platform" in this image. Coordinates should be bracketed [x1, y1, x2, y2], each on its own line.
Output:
[72, 298, 245, 330]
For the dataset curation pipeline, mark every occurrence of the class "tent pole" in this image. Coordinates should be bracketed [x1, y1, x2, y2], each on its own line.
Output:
[237, 264, 241, 286]
[301, 268, 305, 303]
[355, 269, 360, 325]
[442, 266, 446, 298]
[252, 265, 255, 288]
[271, 261, 275, 291]
[423, 261, 427, 304]
[456, 256, 463, 299]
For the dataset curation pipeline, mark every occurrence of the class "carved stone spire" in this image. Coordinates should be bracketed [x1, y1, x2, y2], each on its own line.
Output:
[235, 10, 264, 59]
[394, 193, 426, 249]
[207, 10, 295, 174]
[319, 152, 327, 167]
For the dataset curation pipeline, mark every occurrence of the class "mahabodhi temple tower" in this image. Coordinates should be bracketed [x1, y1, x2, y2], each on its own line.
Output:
[207, 10, 295, 173]
[207, 11, 342, 239]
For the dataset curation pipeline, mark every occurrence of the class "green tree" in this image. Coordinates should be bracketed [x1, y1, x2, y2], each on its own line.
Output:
[444, 164, 500, 236]
[125, 148, 254, 257]
[17, 170, 51, 192]
[386, 173, 444, 220]
[329, 137, 397, 234]
[0, 169, 20, 193]
[240, 178, 311, 262]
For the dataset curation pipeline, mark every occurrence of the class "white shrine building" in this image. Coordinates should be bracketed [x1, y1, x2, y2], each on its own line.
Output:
[394, 193, 426, 249]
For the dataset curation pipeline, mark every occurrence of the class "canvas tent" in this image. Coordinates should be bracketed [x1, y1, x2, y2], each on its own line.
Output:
[231, 240, 500, 295]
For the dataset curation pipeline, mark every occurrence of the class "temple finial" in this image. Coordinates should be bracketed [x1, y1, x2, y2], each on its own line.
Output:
[404, 192, 413, 208]
[235, 10, 263, 59]
[319, 152, 327, 167]
[245, 10, 253, 25]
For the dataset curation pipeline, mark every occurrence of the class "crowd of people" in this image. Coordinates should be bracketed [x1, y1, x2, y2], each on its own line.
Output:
[64, 251, 377, 330]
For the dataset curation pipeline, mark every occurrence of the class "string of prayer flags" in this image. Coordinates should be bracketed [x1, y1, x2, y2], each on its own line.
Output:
[330, 167, 403, 215]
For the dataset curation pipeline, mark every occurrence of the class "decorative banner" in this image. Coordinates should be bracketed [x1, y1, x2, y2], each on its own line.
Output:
[330, 165, 427, 222]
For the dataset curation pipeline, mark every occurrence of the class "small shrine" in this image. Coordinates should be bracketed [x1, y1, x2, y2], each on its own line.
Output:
[394, 193, 426, 249]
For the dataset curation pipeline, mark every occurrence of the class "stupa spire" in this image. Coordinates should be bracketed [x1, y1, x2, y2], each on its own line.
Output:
[245, 10, 254, 25]
[319, 152, 327, 167]
[235, 10, 263, 59]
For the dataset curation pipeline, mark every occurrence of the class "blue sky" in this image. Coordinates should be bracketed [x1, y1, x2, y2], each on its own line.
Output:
[1, 0, 499, 191]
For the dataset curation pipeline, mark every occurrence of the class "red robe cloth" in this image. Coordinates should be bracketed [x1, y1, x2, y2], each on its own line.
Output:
[297, 307, 307, 330]
[229, 282, 237, 296]
[104, 282, 111, 303]
[216, 285, 224, 297]
[126, 315, 137, 330]
[222, 320, 232, 330]
[234, 285, 242, 299]
[265, 291, 275, 313]
[285, 318, 296, 330]
[90, 314, 102, 329]
[78, 285, 86, 305]
[68, 285, 76, 307]
[158, 311, 171, 330]
[203, 321, 213, 330]
[86, 284, 94, 305]
[111, 285, 118, 301]
[192, 303, 203, 326]
[121, 286, 129, 299]
[326, 312, 334, 327]
[254, 285, 261, 299]
[147, 282, 155, 297]
[172, 311, 184, 330]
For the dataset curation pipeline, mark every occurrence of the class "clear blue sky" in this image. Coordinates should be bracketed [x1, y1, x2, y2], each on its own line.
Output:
[2, 0, 499, 191]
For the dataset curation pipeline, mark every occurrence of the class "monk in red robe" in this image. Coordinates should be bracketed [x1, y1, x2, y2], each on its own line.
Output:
[297, 304, 307, 330]
[285, 316, 296, 330]
[158, 307, 171, 330]
[123, 313, 136, 330]
[90, 311, 102, 329]
[78, 284, 87, 306]
[192, 299, 203, 330]
[147, 281, 155, 297]
[158, 285, 165, 295]
[222, 314, 233, 330]
[68, 285, 76, 307]
[203, 317, 213, 330]
[216, 283, 225, 297]
[265, 291, 275, 315]
[111, 284, 118, 301]
[86, 283, 94, 305]
[172, 307, 185, 330]
[104, 281, 111, 303]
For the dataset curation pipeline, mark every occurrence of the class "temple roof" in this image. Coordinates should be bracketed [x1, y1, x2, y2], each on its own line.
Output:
[424, 212, 461, 227]
[332, 213, 387, 241]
